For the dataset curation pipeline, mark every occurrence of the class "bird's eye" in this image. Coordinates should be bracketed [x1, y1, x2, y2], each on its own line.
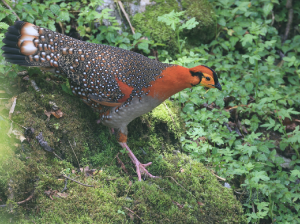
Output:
[205, 77, 211, 81]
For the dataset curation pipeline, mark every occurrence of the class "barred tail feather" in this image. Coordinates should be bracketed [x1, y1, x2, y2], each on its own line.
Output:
[2, 21, 60, 68]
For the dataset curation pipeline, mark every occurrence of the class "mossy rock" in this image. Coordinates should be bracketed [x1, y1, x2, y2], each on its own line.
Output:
[182, 0, 216, 44]
[131, 1, 180, 56]
[131, 0, 216, 55]
[0, 73, 245, 223]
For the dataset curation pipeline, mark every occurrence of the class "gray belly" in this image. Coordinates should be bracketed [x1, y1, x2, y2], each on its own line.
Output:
[101, 96, 162, 129]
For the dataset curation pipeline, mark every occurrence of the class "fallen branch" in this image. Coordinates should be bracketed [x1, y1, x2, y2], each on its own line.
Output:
[117, 1, 135, 34]
[123, 206, 143, 222]
[0, 190, 34, 208]
[283, 0, 293, 43]
[2, 0, 20, 21]
[211, 172, 226, 181]
[8, 96, 17, 119]
[62, 174, 94, 187]
[69, 140, 80, 169]
[166, 176, 196, 199]
[116, 153, 128, 174]
[17, 71, 28, 76]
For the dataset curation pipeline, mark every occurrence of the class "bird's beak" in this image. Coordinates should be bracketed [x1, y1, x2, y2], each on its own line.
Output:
[214, 82, 222, 91]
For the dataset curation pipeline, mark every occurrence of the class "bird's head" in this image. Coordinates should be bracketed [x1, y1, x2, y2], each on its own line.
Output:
[189, 65, 222, 90]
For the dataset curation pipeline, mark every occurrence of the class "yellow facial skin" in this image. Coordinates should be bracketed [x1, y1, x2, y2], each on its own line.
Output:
[200, 73, 216, 89]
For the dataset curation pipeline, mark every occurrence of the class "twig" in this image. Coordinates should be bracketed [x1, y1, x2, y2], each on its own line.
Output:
[2, 0, 20, 21]
[62, 174, 94, 187]
[9, 96, 17, 119]
[283, 0, 293, 43]
[17, 71, 28, 76]
[53, 152, 63, 160]
[223, 122, 232, 132]
[0, 190, 34, 207]
[117, 1, 135, 34]
[252, 202, 255, 213]
[116, 153, 128, 174]
[211, 172, 226, 181]
[123, 206, 143, 222]
[58, 21, 64, 34]
[68, 140, 80, 169]
[271, 11, 275, 26]
[238, 189, 246, 201]
[30, 80, 40, 92]
[17, 191, 35, 205]
[165, 176, 196, 199]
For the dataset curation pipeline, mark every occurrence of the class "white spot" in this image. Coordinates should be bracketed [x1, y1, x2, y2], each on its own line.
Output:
[18, 35, 35, 47]
[22, 23, 39, 36]
[20, 41, 37, 55]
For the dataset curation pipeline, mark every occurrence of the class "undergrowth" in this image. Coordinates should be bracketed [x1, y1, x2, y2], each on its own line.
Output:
[0, 0, 299, 223]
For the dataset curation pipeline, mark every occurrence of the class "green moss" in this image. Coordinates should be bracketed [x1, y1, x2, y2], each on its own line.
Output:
[182, 0, 217, 44]
[131, 1, 180, 55]
[131, 0, 216, 55]
[0, 74, 245, 223]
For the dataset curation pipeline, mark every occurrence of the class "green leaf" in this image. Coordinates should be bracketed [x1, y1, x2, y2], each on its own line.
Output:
[157, 10, 184, 31]
[245, 82, 253, 92]
[0, 22, 9, 30]
[132, 33, 142, 40]
[251, 171, 270, 183]
[117, 209, 125, 215]
[261, 118, 275, 130]
[291, 170, 300, 178]
[58, 11, 70, 22]
[183, 103, 194, 113]
[256, 153, 268, 162]
[50, 4, 60, 15]
[236, 145, 257, 157]
[179, 17, 199, 30]
[263, 3, 273, 17]
[279, 141, 289, 151]
[138, 42, 150, 54]
[60, 2, 67, 8]
[218, 18, 226, 26]
[241, 34, 256, 46]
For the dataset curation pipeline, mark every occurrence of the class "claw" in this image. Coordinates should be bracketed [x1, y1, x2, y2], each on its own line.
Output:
[119, 142, 157, 181]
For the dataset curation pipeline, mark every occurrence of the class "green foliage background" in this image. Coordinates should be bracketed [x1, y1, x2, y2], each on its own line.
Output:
[0, 0, 300, 223]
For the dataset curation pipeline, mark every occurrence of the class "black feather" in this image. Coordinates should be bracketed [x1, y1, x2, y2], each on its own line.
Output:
[2, 54, 26, 60]
[2, 39, 17, 48]
[5, 32, 19, 41]
[14, 21, 26, 30]
[7, 26, 20, 36]
[5, 59, 29, 66]
[1, 46, 21, 54]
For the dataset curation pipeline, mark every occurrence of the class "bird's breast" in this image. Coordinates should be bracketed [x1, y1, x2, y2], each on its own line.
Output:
[101, 95, 162, 129]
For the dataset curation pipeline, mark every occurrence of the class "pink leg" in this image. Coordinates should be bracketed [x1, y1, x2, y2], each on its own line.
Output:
[119, 142, 157, 181]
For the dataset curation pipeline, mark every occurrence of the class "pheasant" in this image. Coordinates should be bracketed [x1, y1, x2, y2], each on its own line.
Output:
[2, 21, 222, 181]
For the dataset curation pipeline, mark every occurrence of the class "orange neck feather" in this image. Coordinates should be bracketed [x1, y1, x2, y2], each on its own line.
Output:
[145, 65, 200, 101]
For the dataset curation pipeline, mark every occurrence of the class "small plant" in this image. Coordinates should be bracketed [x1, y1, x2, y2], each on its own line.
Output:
[158, 10, 199, 55]
[53, 123, 60, 130]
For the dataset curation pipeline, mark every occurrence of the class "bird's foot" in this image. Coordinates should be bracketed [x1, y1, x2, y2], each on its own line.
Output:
[119, 142, 157, 181]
